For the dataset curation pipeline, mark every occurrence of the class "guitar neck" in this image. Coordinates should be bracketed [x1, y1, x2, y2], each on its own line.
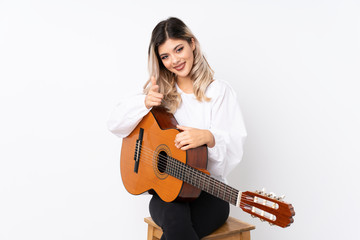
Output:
[166, 156, 240, 206]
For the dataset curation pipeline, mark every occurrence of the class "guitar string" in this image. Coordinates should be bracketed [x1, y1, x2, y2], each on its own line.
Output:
[137, 144, 252, 207]
[131, 143, 241, 205]
[137, 144, 237, 197]
[130, 144, 280, 218]
[166, 155, 237, 204]
[134, 145, 289, 218]
[134, 145, 282, 212]
[139, 150, 238, 203]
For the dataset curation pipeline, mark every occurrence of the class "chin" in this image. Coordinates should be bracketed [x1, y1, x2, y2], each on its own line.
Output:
[176, 69, 191, 79]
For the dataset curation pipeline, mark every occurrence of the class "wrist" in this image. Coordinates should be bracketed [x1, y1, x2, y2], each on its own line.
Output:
[144, 97, 151, 109]
[205, 130, 215, 148]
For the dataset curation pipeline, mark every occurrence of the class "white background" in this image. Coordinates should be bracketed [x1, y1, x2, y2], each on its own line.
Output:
[1, 1, 359, 239]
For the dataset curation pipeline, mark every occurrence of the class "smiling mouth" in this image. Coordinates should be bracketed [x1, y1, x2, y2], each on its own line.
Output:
[174, 62, 185, 71]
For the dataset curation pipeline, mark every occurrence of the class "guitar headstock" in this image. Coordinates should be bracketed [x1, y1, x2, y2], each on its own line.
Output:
[239, 189, 295, 228]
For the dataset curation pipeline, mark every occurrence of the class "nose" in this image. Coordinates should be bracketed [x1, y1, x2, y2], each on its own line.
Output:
[172, 56, 180, 65]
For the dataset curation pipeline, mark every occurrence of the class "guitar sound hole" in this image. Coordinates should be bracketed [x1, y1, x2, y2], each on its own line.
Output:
[157, 151, 168, 173]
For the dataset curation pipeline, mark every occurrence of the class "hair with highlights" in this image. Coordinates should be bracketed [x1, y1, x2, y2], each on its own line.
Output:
[144, 17, 214, 113]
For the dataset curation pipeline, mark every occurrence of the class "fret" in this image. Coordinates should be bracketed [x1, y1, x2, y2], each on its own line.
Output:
[197, 174, 201, 188]
[201, 173, 207, 190]
[189, 169, 194, 185]
[199, 172, 205, 190]
[215, 180, 224, 200]
[232, 190, 239, 206]
[221, 188, 224, 199]
[193, 168, 198, 188]
[188, 167, 193, 185]
[181, 162, 186, 182]
[213, 179, 218, 196]
[210, 179, 214, 195]
[164, 156, 242, 206]
[206, 177, 210, 193]
[202, 172, 207, 190]
[199, 172, 202, 189]
[227, 186, 232, 202]
[170, 160, 174, 176]
[224, 187, 231, 202]
[194, 170, 198, 187]
[173, 158, 181, 180]
[223, 185, 227, 202]
[176, 162, 181, 179]
[180, 161, 184, 181]
[229, 188, 234, 204]
[229, 190, 232, 204]
[201, 173, 205, 190]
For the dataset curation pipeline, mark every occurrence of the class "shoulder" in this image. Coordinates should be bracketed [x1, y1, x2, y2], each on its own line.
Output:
[206, 79, 236, 99]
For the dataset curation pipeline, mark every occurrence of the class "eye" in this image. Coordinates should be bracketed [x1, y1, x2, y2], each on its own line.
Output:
[161, 55, 168, 60]
[176, 47, 184, 53]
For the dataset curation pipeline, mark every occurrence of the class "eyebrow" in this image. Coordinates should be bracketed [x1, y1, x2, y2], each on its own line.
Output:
[159, 44, 183, 57]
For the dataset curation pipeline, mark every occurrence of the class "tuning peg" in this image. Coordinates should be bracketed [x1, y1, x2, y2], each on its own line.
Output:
[276, 194, 285, 201]
[276, 195, 285, 201]
[267, 192, 276, 198]
[251, 215, 256, 218]
[269, 222, 274, 226]
[258, 188, 266, 195]
[260, 218, 265, 222]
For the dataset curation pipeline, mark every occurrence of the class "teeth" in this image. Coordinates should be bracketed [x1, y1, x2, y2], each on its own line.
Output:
[175, 63, 184, 70]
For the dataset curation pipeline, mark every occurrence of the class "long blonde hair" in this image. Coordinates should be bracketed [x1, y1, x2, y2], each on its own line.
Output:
[144, 17, 214, 113]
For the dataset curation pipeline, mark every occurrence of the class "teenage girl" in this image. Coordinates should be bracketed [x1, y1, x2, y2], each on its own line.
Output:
[108, 17, 247, 240]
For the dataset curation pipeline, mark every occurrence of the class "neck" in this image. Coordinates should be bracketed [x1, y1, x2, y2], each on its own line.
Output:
[176, 76, 193, 94]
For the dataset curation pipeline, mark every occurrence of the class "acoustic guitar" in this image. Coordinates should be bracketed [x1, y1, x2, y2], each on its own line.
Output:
[120, 107, 295, 228]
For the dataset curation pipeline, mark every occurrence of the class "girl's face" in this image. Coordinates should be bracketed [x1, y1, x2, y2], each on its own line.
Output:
[158, 38, 195, 81]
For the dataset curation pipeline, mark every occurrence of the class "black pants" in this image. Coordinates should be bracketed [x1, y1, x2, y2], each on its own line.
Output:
[149, 191, 229, 240]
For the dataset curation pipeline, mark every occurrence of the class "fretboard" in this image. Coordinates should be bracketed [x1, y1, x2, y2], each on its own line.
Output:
[165, 156, 239, 206]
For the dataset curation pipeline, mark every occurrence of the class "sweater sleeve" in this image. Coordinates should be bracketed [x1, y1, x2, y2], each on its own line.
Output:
[107, 93, 151, 138]
[207, 81, 247, 180]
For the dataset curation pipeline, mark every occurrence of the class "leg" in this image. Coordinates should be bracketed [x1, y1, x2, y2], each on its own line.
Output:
[190, 191, 230, 239]
[149, 194, 199, 240]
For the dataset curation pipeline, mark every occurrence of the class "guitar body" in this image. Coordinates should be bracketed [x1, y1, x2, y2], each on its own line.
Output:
[119, 108, 295, 227]
[120, 106, 208, 202]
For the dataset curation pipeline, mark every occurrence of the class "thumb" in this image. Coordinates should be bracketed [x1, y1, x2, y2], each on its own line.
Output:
[176, 125, 189, 131]
[150, 76, 157, 86]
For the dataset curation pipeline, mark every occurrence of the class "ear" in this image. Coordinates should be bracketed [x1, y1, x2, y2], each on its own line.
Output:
[191, 38, 196, 51]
